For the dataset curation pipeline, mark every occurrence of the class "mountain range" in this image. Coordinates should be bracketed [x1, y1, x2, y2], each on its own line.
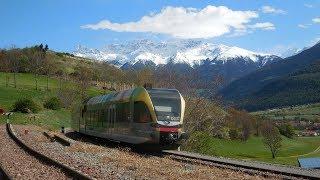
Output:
[220, 41, 320, 111]
[73, 39, 320, 111]
[73, 39, 282, 83]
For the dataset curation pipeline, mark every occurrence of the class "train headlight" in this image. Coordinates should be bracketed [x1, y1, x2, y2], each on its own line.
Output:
[169, 133, 178, 141]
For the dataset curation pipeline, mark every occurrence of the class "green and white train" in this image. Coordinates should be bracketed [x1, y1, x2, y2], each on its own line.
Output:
[71, 87, 187, 149]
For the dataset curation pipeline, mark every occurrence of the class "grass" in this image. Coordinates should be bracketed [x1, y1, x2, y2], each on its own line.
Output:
[0, 109, 71, 131]
[252, 103, 320, 121]
[0, 72, 105, 130]
[183, 132, 320, 166]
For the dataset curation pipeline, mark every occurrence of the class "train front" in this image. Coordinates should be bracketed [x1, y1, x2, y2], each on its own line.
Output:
[147, 89, 187, 148]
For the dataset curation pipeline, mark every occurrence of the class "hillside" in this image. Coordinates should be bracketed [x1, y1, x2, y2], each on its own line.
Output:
[220, 42, 320, 111]
[252, 103, 320, 121]
[0, 72, 105, 129]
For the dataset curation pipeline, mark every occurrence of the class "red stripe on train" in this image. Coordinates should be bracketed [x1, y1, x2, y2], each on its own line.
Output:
[158, 127, 179, 132]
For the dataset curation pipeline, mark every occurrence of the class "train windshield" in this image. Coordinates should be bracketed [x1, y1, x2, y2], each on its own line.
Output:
[148, 89, 181, 122]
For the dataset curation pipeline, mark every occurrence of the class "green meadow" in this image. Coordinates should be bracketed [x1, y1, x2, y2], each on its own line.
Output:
[0, 72, 104, 130]
[183, 132, 320, 166]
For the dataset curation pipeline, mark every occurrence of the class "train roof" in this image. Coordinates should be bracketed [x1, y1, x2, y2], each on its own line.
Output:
[86, 88, 135, 105]
[85, 87, 181, 107]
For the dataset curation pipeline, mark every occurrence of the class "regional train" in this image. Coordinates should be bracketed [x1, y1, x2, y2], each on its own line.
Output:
[71, 87, 187, 149]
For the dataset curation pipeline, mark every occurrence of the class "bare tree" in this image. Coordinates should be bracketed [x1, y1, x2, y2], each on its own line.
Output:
[7, 46, 20, 88]
[72, 64, 94, 100]
[30, 46, 45, 90]
[226, 108, 254, 141]
[1, 50, 11, 87]
[261, 122, 282, 159]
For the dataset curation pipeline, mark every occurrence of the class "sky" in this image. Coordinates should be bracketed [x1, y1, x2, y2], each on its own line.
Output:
[1, 0, 319, 56]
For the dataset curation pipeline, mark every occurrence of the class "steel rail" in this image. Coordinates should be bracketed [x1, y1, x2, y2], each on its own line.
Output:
[163, 150, 320, 179]
[0, 163, 11, 180]
[6, 123, 93, 180]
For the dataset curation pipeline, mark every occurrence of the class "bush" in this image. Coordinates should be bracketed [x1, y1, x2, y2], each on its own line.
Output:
[229, 129, 241, 140]
[13, 99, 41, 113]
[278, 124, 295, 139]
[183, 131, 216, 155]
[44, 97, 62, 110]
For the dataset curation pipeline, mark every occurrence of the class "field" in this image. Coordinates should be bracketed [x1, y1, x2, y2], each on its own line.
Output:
[183, 132, 320, 166]
[0, 72, 104, 130]
[252, 103, 320, 121]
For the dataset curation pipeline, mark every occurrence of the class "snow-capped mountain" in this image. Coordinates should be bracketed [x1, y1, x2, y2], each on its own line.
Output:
[73, 39, 280, 68]
[279, 47, 301, 58]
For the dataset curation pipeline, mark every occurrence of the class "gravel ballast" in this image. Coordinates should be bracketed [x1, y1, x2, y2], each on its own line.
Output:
[14, 125, 273, 180]
[0, 125, 69, 180]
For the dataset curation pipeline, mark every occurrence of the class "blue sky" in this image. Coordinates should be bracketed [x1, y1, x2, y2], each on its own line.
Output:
[1, 0, 319, 55]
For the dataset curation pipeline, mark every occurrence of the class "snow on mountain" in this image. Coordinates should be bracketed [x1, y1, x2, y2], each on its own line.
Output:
[134, 52, 167, 65]
[73, 40, 278, 68]
[279, 47, 302, 58]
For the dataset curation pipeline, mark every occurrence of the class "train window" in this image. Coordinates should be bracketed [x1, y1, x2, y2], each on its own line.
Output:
[116, 102, 130, 122]
[100, 110, 105, 127]
[113, 107, 116, 123]
[81, 106, 86, 118]
[108, 108, 111, 126]
[103, 109, 108, 127]
[133, 101, 151, 123]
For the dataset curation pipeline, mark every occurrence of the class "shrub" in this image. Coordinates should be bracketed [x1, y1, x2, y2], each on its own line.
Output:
[13, 98, 41, 113]
[229, 129, 241, 140]
[278, 123, 295, 139]
[183, 131, 216, 155]
[44, 97, 62, 110]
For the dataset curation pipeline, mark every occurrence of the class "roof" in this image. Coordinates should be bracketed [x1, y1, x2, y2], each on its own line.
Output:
[298, 158, 320, 169]
[86, 88, 135, 105]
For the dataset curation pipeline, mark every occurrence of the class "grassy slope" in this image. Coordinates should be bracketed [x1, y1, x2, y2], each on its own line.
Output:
[252, 103, 320, 121]
[183, 132, 320, 166]
[0, 72, 104, 130]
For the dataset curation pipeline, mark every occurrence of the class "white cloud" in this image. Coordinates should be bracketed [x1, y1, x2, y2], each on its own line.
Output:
[298, 24, 308, 28]
[81, 5, 262, 39]
[312, 17, 320, 24]
[261, 6, 286, 14]
[304, 4, 314, 8]
[249, 22, 275, 30]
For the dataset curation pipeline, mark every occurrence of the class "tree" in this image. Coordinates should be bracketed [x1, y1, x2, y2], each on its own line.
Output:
[261, 122, 282, 158]
[72, 64, 94, 100]
[226, 108, 254, 141]
[30, 45, 45, 90]
[6, 47, 20, 88]
[0, 50, 11, 87]
[278, 123, 295, 139]
[42, 46, 55, 91]
[44, 44, 49, 52]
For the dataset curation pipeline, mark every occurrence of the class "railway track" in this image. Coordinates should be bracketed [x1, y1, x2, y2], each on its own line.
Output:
[6, 124, 318, 179]
[162, 150, 320, 179]
[1, 123, 93, 180]
[0, 163, 11, 180]
[65, 131, 320, 179]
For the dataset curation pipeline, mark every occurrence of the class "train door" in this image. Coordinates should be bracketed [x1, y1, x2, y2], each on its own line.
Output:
[107, 105, 115, 135]
[102, 107, 110, 134]
[80, 106, 86, 132]
[112, 105, 116, 134]
[107, 107, 112, 134]
[133, 101, 153, 139]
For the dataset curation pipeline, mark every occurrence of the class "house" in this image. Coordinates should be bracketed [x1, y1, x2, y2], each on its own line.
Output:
[298, 158, 320, 169]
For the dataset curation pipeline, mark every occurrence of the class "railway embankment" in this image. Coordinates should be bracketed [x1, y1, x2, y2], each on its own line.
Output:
[11, 124, 269, 179]
[0, 125, 70, 179]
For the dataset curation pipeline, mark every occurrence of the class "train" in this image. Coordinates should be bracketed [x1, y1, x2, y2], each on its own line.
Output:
[71, 87, 187, 149]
